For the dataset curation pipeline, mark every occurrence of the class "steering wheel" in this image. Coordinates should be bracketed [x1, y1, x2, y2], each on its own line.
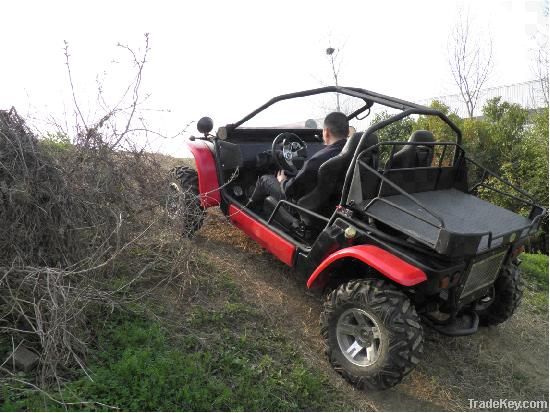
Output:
[271, 132, 308, 175]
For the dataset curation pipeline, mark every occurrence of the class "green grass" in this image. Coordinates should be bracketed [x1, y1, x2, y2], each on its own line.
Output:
[2, 253, 351, 412]
[521, 253, 549, 289]
[3, 312, 348, 411]
[520, 253, 549, 314]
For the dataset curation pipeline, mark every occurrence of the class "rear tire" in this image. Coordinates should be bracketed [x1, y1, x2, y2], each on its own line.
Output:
[167, 166, 206, 237]
[320, 279, 423, 390]
[477, 263, 523, 326]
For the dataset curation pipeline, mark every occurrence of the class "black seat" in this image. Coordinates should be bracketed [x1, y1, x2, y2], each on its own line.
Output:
[298, 132, 378, 216]
[386, 130, 435, 169]
[349, 134, 380, 201]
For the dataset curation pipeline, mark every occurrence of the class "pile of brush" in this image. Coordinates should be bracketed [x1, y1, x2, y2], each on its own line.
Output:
[0, 108, 195, 388]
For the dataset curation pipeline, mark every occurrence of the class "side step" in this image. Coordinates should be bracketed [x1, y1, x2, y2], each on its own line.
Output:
[423, 312, 479, 336]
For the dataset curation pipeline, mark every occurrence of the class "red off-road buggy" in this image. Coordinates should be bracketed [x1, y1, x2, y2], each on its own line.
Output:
[169, 87, 545, 390]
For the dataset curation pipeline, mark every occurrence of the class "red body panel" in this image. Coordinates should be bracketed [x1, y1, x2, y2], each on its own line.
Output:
[307, 245, 427, 289]
[186, 140, 221, 208]
[228, 205, 296, 266]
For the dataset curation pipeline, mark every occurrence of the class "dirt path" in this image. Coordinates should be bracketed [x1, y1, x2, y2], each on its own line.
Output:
[196, 211, 549, 411]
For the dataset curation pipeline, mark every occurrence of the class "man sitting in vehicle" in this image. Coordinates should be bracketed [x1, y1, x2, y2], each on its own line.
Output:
[249, 111, 349, 206]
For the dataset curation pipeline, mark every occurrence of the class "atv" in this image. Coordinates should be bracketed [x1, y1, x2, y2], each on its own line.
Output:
[170, 86, 545, 390]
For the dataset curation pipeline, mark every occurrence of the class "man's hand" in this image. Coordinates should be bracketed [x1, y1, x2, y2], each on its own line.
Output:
[276, 170, 287, 183]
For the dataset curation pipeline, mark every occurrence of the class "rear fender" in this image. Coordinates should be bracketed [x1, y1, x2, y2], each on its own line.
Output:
[306, 245, 427, 290]
[186, 139, 221, 208]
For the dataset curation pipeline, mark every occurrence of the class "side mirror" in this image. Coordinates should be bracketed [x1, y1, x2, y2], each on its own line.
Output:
[197, 117, 214, 136]
[305, 119, 318, 129]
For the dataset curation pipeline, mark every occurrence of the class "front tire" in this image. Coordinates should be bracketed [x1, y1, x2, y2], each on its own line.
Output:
[167, 166, 206, 237]
[320, 279, 423, 390]
[477, 263, 523, 326]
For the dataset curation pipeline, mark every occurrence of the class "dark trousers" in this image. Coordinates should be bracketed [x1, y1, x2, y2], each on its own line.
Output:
[250, 174, 285, 204]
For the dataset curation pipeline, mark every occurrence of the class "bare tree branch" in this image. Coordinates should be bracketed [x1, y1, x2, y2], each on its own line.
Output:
[448, 10, 493, 118]
[531, 28, 549, 107]
[64, 41, 89, 133]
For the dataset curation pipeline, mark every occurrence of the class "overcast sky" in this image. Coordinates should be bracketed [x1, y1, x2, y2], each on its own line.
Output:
[0, 0, 547, 157]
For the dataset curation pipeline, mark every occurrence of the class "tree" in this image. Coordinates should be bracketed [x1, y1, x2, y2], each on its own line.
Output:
[368, 110, 415, 142]
[463, 97, 548, 217]
[529, 1, 549, 107]
[414, 100, 463, 142]
[532, 33, 549, 107]
[481, 97, 529, 167]
[519, 107, 549, 205]
[448, 11, 493, 118]
[320, 40, 358, 116]
[325, 47, 341, 111]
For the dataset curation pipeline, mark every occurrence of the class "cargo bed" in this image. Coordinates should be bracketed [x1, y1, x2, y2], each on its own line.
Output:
[364, 188, 535, 255]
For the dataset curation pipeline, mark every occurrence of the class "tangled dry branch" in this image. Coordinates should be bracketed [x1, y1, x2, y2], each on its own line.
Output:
[0, 106, 202, 391]
[0, 36, 203, 399]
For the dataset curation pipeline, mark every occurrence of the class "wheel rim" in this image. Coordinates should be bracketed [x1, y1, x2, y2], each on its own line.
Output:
[336, 308, 382, 367]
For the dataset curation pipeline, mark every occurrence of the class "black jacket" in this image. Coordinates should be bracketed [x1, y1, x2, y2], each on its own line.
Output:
[282, 138, 346, 200]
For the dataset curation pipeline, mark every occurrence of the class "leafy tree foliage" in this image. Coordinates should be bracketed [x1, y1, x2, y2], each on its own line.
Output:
[513, 107, 548, 207]
[414, 100, 464, 142]
[461, 98, 547, 217]
[369, 110, 415, 142]
[371, 97, 548, 216]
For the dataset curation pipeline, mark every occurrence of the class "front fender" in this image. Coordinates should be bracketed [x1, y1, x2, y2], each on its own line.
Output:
[306, 245, 427, 289]
[186, 139, 221, 208]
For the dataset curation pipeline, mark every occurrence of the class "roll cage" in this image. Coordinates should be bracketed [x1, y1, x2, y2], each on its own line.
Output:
[221, 86, 464, 206]
[214, 86, 543, 257]
[225, 86, 460, 135]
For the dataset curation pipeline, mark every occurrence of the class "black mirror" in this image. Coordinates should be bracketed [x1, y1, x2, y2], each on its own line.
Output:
[197, 117, 213, 136]
[305, 119, 318, 129]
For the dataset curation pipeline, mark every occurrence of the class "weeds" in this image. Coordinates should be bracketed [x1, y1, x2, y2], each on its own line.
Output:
[521, 253, 549, 314]
[3, 263, 352, 412]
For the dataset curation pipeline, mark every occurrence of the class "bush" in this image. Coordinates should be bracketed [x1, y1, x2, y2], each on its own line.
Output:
[0, 106, 191, 388]
[0, 36, 201, 397]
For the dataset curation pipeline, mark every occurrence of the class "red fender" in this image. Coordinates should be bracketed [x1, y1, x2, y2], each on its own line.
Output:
[307, 245, 427, 289]
[186, 140, 221, 208]
[229, 204, 296, 266]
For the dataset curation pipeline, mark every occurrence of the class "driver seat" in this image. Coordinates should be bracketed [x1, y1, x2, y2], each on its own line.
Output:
[297, 132, 378, 217]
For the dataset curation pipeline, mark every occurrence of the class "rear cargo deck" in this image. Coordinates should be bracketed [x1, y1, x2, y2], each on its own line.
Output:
[365, 188, 532, 253]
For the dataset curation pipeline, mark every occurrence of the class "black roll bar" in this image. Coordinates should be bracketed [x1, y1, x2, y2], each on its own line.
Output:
[227, 86, 434, 131]
[340, 108, 463, 205]
[351, 142, 544, 252]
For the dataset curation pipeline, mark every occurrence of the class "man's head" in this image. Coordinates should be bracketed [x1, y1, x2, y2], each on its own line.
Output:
[323, 112, 349, 145]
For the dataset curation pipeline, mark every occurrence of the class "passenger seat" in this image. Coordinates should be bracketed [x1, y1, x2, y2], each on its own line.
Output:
[386, 130, 435, 169]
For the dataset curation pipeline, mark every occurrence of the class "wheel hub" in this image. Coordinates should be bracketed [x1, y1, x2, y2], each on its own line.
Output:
[360, 327, 372, 338]
[336, 308, 382, 367]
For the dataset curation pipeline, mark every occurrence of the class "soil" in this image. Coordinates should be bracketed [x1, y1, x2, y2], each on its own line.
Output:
[196, 210, 549, 411]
